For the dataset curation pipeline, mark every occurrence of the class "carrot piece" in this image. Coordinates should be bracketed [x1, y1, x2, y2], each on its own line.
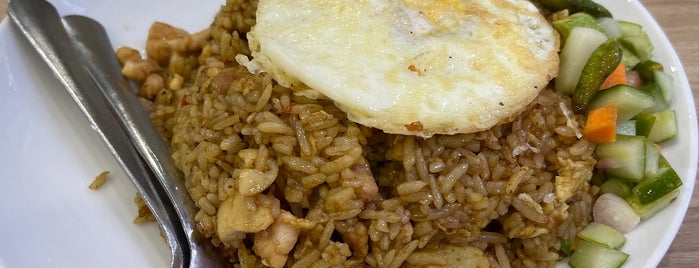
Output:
[600, 63, 627, 90]
[584, 105, 618, 143]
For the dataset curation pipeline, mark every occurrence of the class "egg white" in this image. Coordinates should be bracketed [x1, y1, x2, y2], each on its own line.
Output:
[244, 0, 559, 137]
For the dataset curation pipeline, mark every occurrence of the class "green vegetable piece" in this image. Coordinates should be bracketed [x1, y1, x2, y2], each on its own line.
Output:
[599, 177, 634, 199]
[634, 60, 664, 83]
[647, 109, 678, 143]
[633, 112, 656, 137]
[560, 238, 573, 256]
[644, 138, 660, 179]
[569, 239, 629, 268]
[615, 120, 637, 135]
[572, 39, 623, 113]
[595, 135, 647, 182]
[586, 85, 655, 122]
[640, 82, 671, 113]
[617, 21, 654, 61]
[578, 222, 627, 249]
[627, 153, 682, 219]
[620, 45, 641, 69]
[646, 70, 674, 112]
[553, 13, 605, 42]
[633, 166, 683, 204]
[617, 20, 643, 37]
[627, 187, 680, 220]
[537, 0, 613, 18]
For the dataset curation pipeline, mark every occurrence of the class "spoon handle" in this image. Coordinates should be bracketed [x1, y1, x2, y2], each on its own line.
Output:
[7, 0, 188, 267]
[61, 14, 228, 268]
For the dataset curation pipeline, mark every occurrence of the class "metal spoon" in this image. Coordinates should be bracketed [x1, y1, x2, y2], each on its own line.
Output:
[7, 0, 226, 267]
[61, 14, 227, 268]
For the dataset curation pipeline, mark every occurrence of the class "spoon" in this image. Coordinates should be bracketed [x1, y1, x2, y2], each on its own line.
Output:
[7, 0, 227, 267]
[61, 14, 228, 268]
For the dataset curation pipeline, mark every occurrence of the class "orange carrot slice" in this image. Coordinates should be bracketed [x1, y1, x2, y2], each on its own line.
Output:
[584, 105, 618, 143]
[600, 63, 627, 90]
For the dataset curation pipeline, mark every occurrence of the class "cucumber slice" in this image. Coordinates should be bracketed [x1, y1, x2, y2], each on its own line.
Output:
[617, 20, 643, 37]
[647, 109, 678, 142]
[595, 135, 647, 182]
[617, 21, 654, 61]
[633, 166, 683, 204]
[652, 69, 674, 107]
[554, 13, 605, 42]
[587, 85, 655, 121]
[556, 27, 608, 95]
[640, 83, 671, 113]
[637, 71, 675, 116]
[615, 120, 636, 135]
[633, 111, 656, 137]
[620, 45, 641, 69]
[577, 222, 627, 249]
[644, 139, 660, 179]
[599, 177, 634, 199]
[627, 187, 681, 220]
[569, 239, 629, 268]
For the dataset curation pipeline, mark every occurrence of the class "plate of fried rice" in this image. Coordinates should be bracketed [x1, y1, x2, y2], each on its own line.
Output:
[0, 0, 696, 267]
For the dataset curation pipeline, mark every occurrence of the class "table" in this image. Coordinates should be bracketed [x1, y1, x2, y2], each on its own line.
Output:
[1, 0, 698, 266]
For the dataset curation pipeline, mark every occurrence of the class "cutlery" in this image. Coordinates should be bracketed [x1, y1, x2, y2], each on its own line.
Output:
[7, 0, 227, 267]
[62, 14, 227, 268]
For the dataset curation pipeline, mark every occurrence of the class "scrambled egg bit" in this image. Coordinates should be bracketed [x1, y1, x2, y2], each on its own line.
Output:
[241, 0, 559, 137]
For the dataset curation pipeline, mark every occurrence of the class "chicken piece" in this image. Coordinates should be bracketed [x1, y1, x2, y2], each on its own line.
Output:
[351, 157, 380, 203]
[120, 57, 160, 82]
[139, 73, 165, 100]
[253, 211, 303, 268]
[216, 193, 276, 244]
[146, 22, 211, 65]
[337, 221, 369, 258]
[146, 22, 189, 65]
[238, 159, 279, 196]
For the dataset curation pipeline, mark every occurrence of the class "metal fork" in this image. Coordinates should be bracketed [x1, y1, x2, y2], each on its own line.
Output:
[7, 0, 227, 267]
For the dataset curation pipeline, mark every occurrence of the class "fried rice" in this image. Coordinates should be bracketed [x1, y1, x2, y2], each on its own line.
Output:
[118, 0, 598, 267]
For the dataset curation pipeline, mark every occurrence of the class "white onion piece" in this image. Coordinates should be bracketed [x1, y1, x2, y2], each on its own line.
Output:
[593, 193, 641, 234]
[596, 17, 623, 39]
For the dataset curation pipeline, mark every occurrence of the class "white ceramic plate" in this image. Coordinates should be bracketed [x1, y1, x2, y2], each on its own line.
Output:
[0, 0, 695, 267]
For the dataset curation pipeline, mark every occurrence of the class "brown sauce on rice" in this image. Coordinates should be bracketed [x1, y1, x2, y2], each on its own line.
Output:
[120, 0, 597, 266]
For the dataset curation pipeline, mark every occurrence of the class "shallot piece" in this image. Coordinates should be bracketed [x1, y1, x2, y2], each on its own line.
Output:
[593, 193, 641, 234]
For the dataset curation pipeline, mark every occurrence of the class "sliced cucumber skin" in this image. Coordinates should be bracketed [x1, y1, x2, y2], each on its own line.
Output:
[652, 70, 674, 104]
[577, 222, 627, 249]
[633, 112, 656, 137]
[586, 85, 655, 121]
[627, 187, 681, 220]
[617, 21, 654, 61]
[633, 166, 683, 204]
[599, 177, 634, 199]
[554, 13, 605, 42]
[647, 109, 678, 143]
[595, 135, 647, 182]
[640, 83, 671, 113]
[569, 240, 629, 268]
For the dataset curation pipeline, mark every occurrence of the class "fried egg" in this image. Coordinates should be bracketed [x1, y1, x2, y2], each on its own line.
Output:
[243, 0, 559, 137]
